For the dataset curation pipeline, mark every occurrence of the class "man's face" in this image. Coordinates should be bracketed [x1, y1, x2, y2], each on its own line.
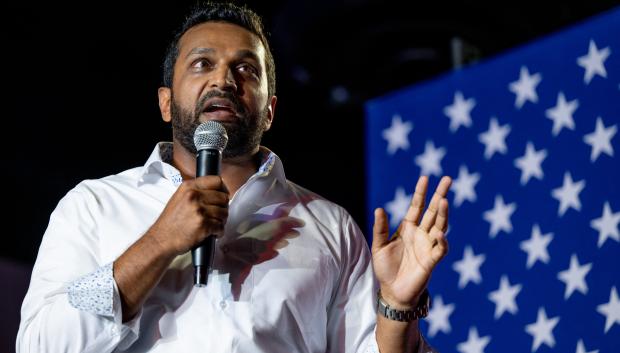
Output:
[165, 22, 275, 158]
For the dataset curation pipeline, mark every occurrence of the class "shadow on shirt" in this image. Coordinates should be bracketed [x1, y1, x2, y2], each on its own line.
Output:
[134, 194, 315, 350]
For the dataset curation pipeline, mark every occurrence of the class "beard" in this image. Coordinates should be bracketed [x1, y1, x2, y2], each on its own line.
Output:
[170, 90, 270, 159]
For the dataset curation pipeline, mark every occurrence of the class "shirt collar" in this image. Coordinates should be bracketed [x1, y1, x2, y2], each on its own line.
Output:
[255, 146, 286, 185]
[140, 142, 286, 187]
[140, 142, 183, 186]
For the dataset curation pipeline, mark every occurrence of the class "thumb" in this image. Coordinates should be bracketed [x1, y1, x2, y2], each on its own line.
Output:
[372, 208, 390, 253]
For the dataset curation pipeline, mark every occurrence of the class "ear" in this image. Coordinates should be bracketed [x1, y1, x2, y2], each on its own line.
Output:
[158, 87, 172, 123]
[263, 95, 277, 131]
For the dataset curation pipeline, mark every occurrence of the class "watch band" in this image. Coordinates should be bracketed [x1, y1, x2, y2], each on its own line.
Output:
[376, 288, 431, 322]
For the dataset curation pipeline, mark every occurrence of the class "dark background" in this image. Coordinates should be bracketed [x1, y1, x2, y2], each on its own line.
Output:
[3, 0, 620, 348]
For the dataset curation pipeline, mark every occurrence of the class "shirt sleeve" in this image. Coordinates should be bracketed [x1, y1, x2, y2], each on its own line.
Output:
[325, 211, 377, 352]
[325, 211, 438, 353]
[16, 186, 142, 353]
[67, 263, 115, 316]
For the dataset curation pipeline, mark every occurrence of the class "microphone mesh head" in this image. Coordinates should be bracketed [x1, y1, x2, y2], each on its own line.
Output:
[193, 121, 228, 152]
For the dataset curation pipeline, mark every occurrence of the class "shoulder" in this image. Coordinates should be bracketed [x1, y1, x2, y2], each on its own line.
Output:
[55, 166, 145, 214]
[285, 180, 349, 217]
[284, 180, 363, 238]
[72, 166, 144, 195]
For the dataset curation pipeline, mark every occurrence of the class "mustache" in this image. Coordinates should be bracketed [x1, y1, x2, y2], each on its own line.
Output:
[195, 90, 247, 117]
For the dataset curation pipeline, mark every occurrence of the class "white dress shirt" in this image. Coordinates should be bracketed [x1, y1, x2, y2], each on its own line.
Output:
[17, 143, 435, 353]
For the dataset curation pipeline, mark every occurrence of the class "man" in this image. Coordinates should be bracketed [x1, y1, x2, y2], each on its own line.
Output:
[17, 3, 451, 352]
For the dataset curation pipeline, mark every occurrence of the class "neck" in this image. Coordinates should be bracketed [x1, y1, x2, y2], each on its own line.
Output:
[171, 140, 261, 197]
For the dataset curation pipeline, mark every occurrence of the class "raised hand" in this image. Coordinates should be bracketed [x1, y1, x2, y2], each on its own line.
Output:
[372, 175, 452, 308]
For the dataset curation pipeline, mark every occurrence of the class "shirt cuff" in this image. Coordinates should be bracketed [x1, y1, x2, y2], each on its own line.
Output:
[67, 262, 114, 316]
[66, 262, 142, 347]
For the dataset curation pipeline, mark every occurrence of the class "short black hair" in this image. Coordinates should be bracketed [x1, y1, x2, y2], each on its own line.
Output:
[162, 2, 276, 97]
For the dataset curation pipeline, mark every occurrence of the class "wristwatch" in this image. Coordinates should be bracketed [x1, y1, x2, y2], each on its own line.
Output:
[376, 288, 431, 322]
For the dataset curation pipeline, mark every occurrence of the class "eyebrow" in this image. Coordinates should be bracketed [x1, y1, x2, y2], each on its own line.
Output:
[186, 47, 261, 65]
[186, 47, 215, 58]
[234, 49, 261, 64]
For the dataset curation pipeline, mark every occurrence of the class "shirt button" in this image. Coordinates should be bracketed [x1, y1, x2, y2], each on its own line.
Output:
[221, 245, 230, 253]
[219, 300, 227, 309]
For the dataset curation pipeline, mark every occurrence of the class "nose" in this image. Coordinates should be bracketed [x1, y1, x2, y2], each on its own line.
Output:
[210, 66, 237, 92]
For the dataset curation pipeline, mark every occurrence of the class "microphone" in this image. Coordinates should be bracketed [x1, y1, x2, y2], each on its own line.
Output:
[192, 121, 228, 287]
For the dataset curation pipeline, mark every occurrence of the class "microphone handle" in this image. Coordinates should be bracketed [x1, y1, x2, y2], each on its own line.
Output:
[192, 148, 222, 287]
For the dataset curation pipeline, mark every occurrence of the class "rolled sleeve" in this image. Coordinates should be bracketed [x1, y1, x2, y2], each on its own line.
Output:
[67, 263, 115, 316]
[66, 262, 142, 344]
[16, 186, 141, 353]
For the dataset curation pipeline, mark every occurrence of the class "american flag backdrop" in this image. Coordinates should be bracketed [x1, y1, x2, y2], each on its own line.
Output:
[365, 7, 619, 353]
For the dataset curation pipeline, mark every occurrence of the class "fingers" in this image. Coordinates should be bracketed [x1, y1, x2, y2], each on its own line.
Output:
[427, 198, 449, 266]
[394, 176, 428, 237]
[433, 198, 449, 233]
[372, 208, 390, 252]
[429, 230, 449, 264]
[403, 176, 429, 224]
[196, 190, 229, 208]
[419, 176, 452, 232]
[190, 176, 229, 214]
[198, 190, 229, 237]
[201, 205, 228, 220]
[192, 175, 228, 193]
[186, 176, 230, 237]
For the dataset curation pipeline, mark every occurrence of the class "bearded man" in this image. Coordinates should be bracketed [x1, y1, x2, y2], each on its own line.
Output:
[17, 3, 451, 352]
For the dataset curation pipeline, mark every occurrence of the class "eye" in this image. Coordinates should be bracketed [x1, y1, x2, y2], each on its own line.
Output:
[237, 63, 258, 76]
[191, 58, 212, 70]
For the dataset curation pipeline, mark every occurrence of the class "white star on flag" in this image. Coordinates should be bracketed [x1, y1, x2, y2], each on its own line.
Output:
[583, 117, 617, 162]
[483, 195, 517, 238]
[451, 165, 480, 207]
[577, 39, 611, 84]
[453, 245, 486, 288]
[590, 202, 620, 248]
[545, 92, 579, 136]
[444, 91, 476, 132]
[425, 295, 455, 337]
[520, 224, 554, 269]
[488, 275, 522, 319]
[509, 66, 542, 109]
[525, 307, 560, 352]
[514, 142, 548, 185]
[596, 286, 620, 333]
[575, 339, 599, 353]
[478, 117, 511, 160]
[414, 140, 446, 176]
[385, 186, 412, 227]
[382, 114, 413, 155]
[557, 254, 592, 300]
[457, 327, 491, 353]
[551, 172, 586, 217]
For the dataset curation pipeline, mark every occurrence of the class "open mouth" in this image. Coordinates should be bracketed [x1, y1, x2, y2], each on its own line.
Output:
[204, 104, 235, 114]
[202, 97, 238, 113]
[201, 98, 240, 122]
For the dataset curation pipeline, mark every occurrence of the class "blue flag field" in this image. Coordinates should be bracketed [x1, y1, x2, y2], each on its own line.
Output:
[365, 7, 620, 353]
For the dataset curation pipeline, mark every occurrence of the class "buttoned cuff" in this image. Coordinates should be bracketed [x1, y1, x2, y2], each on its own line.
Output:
[66, 262, 142, 347]
[67, 263, 114, 316]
